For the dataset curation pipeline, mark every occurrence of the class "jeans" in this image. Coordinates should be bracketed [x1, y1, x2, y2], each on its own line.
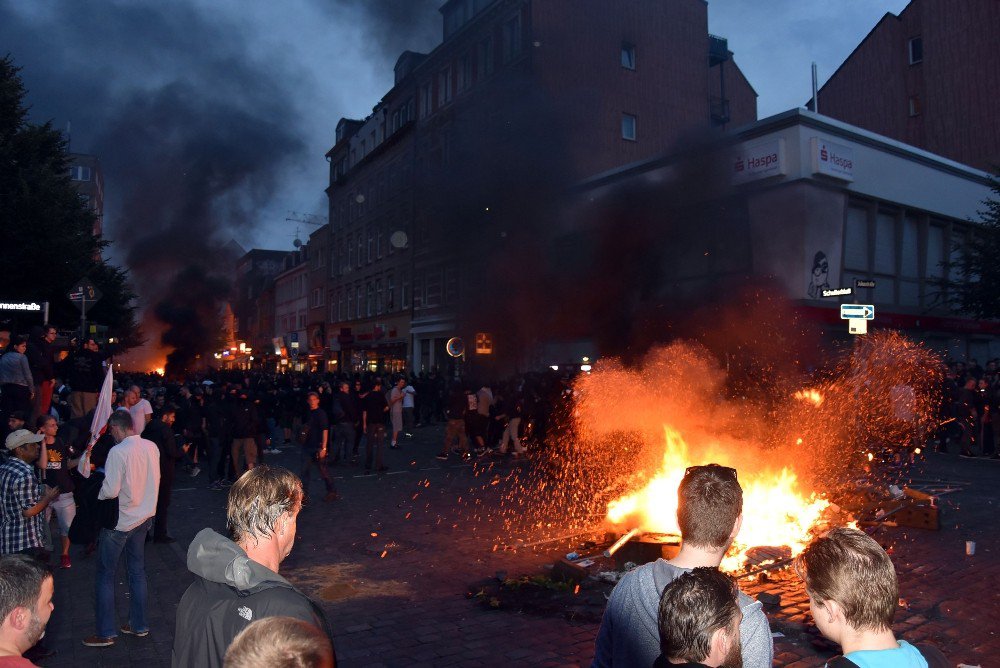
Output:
[366, 424, 386, 470]
[332, 423, 355, 461]
[95, 517, 152, 638]
[300, 449, 335, 494]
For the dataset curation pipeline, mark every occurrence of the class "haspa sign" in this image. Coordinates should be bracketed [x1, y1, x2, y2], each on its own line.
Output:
[811, 137, 854, 181]
[732, 138, 785, 184]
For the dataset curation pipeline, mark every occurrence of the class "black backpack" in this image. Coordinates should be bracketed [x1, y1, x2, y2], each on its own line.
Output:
[827, 643, 949, 668]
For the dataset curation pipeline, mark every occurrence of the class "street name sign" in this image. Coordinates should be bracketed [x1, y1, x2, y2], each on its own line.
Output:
[68, 277, 102, 309]
[822, 287, 852, 297]
[840, 304, 874, 320]
[855, 279, 876, 289]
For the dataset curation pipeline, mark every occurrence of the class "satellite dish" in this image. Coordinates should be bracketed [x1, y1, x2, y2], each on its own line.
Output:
[293, 238, 302, 248]
[389, 231, 408, 249]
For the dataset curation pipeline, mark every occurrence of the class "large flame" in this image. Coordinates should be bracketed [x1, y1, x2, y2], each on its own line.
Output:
[606, 426, 829, 571]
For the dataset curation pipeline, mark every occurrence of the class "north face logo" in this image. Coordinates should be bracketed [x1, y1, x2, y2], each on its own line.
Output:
[237, 606, 253, 621]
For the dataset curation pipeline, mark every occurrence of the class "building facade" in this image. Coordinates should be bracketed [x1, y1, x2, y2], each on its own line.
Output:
[68, 153, 104, 238]
[320, 0, 757, 374]
[273, 249, 309, 371]
[816, 0, 1000, 172]
[579, 108, 996, 360]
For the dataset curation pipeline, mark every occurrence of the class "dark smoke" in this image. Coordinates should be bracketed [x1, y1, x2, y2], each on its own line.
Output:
[0, 0, 309, 370]
[313, 1, 441, 60]
[154, 265, 232, 378]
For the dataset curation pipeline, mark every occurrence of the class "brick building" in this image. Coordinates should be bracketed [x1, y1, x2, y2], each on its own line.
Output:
[320, 0, 757, 374]
[68, 153, 104, 238]
[816, 0, 1000, 172]
[233, 249, 287, 355]
[273, 249, 309, 371]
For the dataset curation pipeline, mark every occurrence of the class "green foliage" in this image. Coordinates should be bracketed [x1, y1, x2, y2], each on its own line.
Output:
[0, 55, 138, 342]
[951, 173, 1000, 319]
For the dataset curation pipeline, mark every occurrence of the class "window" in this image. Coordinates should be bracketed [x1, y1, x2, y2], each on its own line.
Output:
[356, 236, 363, 267]
[844, 206, 869, 271]
[926, 224, 945, 279]
[413, 272, 424, 309]
[387, 273, 395, 311]
[366, 282, 374, 317]
[622, 114, 637, 141]
[376, 279, 383, 314]
[621, 42, 636, 70]
[901, 215, 919, 278]
[874, 211, 896, 274]
[908, 37, 923, 65]
[376, 226, 383, 259]
[355, 285, 363, 319]
[438, 68, 452, 106]
[420, 82, 433, 118]
[478, 37, 495, 78]
[502, 14, 522, 63]
[402, 270, 411, 308]
[426, 269, 442, 307]
[347, 234, 354, 269]
[458, 53, 472, 91]
[347, 288, 354, 320]
[445, 268, 459, 304]
[908, 95, 921, 117]
[367, 229, 374, 262]
[69, 165, 91, 181]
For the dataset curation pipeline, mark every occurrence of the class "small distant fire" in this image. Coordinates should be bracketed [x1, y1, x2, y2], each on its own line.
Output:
[793, 389, 824, 406]
[154, 367, 165, 376]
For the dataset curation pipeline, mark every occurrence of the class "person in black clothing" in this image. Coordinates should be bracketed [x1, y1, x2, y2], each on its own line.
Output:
[362, 379, 389, 473]
[350, 379, 366, 459]
[299, 392, 337, 502]
[654, 567, 742, 668]
[230, 393, 260, 477]
[439, 384, 469, 460]
[25, 325, 56, 423]
[62, 338, 107, 420]
[37, 414, 81, 569]
[143, 407, 188, 543]
[330, 381, 356, 465]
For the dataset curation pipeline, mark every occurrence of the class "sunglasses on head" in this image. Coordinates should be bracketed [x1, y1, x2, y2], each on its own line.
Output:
[684, 464, 738, 482]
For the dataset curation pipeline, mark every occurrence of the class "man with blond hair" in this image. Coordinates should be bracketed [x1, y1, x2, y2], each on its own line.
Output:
[796, 528, 948, 667]
[172, 465, 332, 668]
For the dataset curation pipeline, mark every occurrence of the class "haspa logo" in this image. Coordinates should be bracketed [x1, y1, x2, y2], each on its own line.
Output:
[819, 143, 853, 170]
[735, 158, 745, 172]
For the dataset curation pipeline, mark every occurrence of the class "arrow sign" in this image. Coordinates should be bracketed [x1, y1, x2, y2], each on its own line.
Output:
[68, 277, 102, 307]
[840, 304, 874, 320]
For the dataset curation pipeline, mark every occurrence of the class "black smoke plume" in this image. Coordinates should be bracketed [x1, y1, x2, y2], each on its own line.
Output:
[154, 265, 232, 378]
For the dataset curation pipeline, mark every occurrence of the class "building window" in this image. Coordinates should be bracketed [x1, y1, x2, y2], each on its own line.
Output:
[478, 36, 495, 78]
[401, 270, 410, 308]
[420, 81, 433, 118]
[458, 53, 472, 91]
[367, 229, 374, 262]
[69, 165, 91, 181]
[375, 279, 383, 314]
[355, 284, 363, 319]
[908, 37, 923, 65]
[621, 42, 636, 70]
[908, 95, 921, 117]
[844, 206, 869, 271]
[438, 67, 452, 106]
[502, 14, 522, 63]
[426, 269, 442, 307]
[376, 226, 383, 259]
[347, 289, 354, 320]
[622, 114, 637, 141]
[356, 236, 363, 267]
[387, 272, 395, 311]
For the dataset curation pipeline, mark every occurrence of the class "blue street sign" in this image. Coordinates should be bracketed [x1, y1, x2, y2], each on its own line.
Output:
[840, 304, 874, 320]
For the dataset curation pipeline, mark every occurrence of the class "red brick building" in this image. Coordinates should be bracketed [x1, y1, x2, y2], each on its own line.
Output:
[817, 0, 1000, 172]
[321, 0, 757, 374]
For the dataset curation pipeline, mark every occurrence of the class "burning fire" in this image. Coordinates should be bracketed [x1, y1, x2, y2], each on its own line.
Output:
[606, 426, 829, 571]
[793, 389, 824, 407]
[154, 367, 165, 376]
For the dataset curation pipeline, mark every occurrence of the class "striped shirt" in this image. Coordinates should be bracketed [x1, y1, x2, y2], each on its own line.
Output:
[0, 457, 44, 554]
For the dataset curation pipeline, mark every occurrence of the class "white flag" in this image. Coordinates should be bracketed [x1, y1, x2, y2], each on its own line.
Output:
[79, 366, 114, 477]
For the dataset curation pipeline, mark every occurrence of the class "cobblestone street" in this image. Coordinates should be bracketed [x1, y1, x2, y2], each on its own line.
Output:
[37, 426, 998, 667]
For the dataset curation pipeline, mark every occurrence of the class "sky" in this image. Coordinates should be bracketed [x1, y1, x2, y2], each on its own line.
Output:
[0, 0, 911, 260]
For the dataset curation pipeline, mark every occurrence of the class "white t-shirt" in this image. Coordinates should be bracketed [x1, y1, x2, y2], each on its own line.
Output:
[129, 399, 153, 435]
[402, 385, 416, 409]
[99, 434, 161, 532]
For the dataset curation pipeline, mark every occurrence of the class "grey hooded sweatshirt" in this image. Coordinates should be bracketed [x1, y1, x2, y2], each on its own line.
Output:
[591, 559, 773, 668]
[172, 528, 333, 668]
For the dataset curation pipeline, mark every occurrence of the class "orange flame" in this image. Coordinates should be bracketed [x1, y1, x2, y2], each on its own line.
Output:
[606, 426, 829, 571]
[793, 389, 824, 407]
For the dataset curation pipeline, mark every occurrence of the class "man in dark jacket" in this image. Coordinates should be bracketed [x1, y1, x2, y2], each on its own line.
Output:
[62, 338, 107, 419]
[143, 407, 187, 543]
[26, 325, 56, 422]
[172, 466, 334, 668]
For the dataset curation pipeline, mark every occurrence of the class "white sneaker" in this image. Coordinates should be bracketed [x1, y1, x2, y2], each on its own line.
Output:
[188, 466, 201, 477]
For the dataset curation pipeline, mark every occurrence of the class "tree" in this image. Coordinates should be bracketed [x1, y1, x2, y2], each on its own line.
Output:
[0, 55, 138, 342]
[951, 173, 1000, 319]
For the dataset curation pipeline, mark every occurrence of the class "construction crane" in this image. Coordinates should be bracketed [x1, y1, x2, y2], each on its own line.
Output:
[286, 211, 328, 248]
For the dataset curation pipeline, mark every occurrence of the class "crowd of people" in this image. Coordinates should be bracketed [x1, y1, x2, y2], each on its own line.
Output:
[0, 327, 978, 666]
[938, 358, 1000, 458]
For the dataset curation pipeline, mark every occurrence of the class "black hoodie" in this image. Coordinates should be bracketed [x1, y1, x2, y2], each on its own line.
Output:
[172, 528, 334, 668]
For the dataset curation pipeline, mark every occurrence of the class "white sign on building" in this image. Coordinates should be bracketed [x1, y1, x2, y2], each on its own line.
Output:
[732, 138, 785, 184]
[811, 137, 855, 181]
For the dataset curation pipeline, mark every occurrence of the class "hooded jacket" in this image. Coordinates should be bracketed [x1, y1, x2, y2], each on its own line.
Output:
[172, 528, 334, 668]
[592, 559, 773, 668]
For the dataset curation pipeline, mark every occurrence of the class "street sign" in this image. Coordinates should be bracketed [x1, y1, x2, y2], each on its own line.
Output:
[68, 277, 102, 308]
[848, 318, 868, 335]
[475, 332, 493, 355]
[445, 337, 465, 358]
[855, 279, 876, 289]
[821, 287, 852, 297]
[840, 304, 875, 320]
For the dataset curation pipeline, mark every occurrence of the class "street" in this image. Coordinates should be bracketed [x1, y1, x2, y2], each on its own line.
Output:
[40, 425, 998, 667]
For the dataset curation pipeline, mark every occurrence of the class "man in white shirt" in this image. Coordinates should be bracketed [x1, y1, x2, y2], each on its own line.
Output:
[81, 410, 160, 648]
[125, 385, 153, 435]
